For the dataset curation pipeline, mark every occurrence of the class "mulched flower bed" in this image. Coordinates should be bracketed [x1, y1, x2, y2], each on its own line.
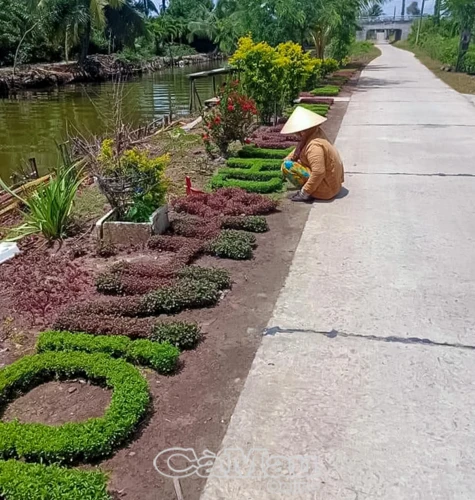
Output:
[299, 96, 335, 105]
[0, 187, 281, 499]
[247, 123, 299, 150]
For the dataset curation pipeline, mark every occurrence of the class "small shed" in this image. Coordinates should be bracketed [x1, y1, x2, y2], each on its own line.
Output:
[187, 67, 237, 112]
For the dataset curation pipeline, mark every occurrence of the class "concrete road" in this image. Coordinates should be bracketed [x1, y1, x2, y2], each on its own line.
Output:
[201, 45, 475, 499]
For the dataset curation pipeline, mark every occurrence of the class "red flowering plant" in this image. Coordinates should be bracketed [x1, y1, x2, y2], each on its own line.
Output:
[202, 80, 258, 157]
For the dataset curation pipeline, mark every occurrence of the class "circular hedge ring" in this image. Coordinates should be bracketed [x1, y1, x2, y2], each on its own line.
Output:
[0, 351, 149, 464]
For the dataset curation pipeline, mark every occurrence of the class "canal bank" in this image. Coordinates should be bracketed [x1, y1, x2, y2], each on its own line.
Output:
[0, 59, 225, 182]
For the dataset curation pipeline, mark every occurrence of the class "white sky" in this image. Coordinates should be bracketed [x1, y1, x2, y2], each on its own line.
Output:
[384, 0, 435, 15]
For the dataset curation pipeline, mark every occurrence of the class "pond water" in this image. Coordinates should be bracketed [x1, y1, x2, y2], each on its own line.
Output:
[0, 61, 223, 182]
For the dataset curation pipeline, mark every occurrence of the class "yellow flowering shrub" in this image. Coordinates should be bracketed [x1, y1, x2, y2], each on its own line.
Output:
[97, 139, 170, 222]
[230, 36, 324, 123]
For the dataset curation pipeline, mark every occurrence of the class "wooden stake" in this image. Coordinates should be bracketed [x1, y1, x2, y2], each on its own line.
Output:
[173, 478, 184, 500]
[28, 158, 39, 179]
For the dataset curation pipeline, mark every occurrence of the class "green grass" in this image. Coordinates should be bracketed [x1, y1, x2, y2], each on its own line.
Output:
[284, 103, 330, 118]
[226, 158, 282, 170]
[311, 85, 340, 96]
[210, 174, 284, 194]
[210, 157, 284, 194]
[234, 146, 293, 159]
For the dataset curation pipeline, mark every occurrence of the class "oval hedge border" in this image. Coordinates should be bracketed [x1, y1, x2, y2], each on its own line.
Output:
[0, 352, 149, 464]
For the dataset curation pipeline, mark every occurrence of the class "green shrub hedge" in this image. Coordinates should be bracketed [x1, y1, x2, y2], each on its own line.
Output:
[0, 352, 149, 464]
[221, 215, 269, 233]
[177, 266, 231, 290]
[284, 103, 330, 118]
[150, 322, 201, 349]
[217, 168, 281, 182]
[226, 158, 282, 170]
[311, 85, 340, 96]
[37, 331, 180, 373]
[0, 460, 110, 500]
[236, 146, 293, 159]
[210, 157, 284, 194]
[210, 175, 283, 194]
[139, 278, 221, 315]
[206, 230, 256, 260]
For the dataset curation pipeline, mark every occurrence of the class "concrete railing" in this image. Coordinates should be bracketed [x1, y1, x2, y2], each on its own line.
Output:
[358, 15, 427, 24]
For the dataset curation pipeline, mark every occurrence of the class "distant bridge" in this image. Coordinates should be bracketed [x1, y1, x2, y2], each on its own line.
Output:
[356, 15, 427, 42]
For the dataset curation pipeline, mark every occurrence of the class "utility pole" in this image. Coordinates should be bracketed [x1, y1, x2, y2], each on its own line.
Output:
[434, 0, 441, 24]
[415, 0, 426, 45]
[401, 0, 406, 18]
[456, 29, 472, 72]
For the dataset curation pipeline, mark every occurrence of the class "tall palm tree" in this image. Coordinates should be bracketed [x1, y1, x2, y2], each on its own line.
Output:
[79, 0, 126, 63]
[36, 0, 129, 63]
[105, 0, 147, 50]
[187, 7, 242, 54]
[43, 0, 87, 62]
[365, 3, 384, 16]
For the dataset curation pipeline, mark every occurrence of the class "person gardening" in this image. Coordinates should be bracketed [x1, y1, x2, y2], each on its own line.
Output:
[281, 106, 345, 202]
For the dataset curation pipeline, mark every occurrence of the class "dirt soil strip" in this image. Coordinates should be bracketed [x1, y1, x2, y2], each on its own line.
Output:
[102, 76, 354, 499]
[99, 200, 310, 499]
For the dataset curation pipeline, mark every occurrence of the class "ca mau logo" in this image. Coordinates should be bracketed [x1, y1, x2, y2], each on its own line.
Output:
[153, 448, 217, 479]
[153, 447, 319, 481]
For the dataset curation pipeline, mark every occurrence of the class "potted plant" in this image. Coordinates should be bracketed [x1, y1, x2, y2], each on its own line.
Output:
[94, 139, 170, 245]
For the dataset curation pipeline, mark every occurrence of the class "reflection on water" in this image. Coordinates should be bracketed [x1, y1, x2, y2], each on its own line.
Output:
[0, 62, 223, 181]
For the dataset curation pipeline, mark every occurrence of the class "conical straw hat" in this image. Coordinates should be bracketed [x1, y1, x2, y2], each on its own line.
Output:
[280, 106, 327, 135]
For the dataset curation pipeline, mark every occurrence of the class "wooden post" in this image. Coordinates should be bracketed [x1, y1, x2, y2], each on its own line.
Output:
[195, 83, 202, 110]
[28, 158, 39, 179]
[189, 79, 194, 112]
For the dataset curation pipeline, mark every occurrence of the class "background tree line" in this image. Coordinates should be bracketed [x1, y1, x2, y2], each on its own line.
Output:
[406, 0, 475, 73]
[0, 0, 385, 68]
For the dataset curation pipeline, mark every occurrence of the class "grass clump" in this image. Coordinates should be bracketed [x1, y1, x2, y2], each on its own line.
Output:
[0, 352, 149, 464]
[0, 460, 110, 500]
[222, 215, 269, 233]
[37, 331, 180, 373]
[150, 322, 201, 350]
[226, 158, 282, 170]
[210, 158, 284, 194]
[235, 146, 293, 159]
[177, 266, 231, 291]
[206, 230, 256, 260]
[311, 85, 340, 96]
[217, 168, 281, 182]
[210, 175, 283, 194]
[139, 278, 221, 315]
[0, 164, 84, 242]
[284, 103, 330, 118]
